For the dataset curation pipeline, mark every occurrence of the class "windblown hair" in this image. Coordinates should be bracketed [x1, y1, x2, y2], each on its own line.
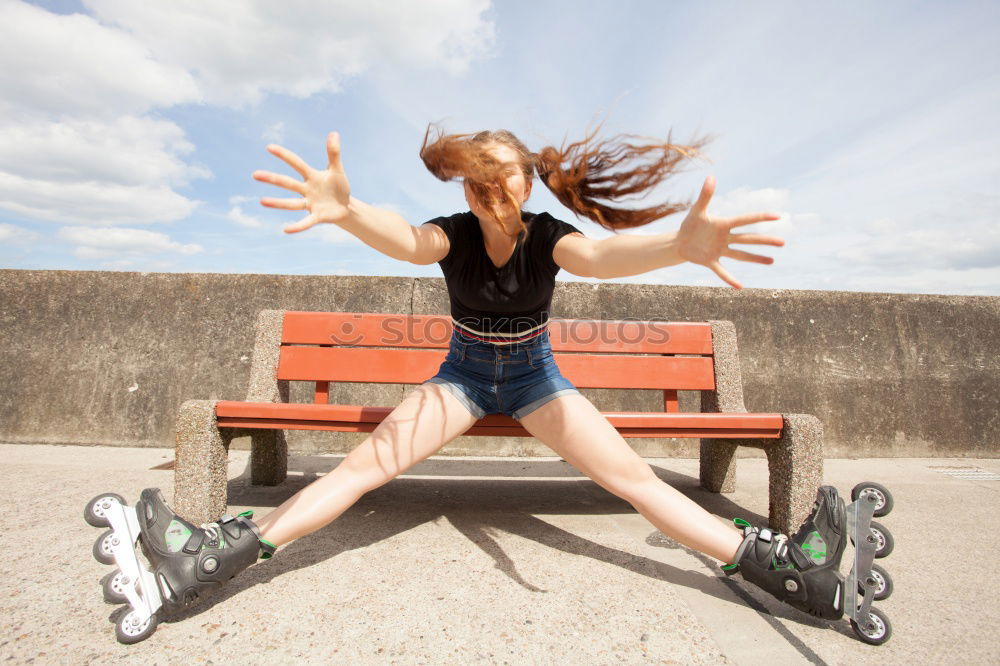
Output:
[419, 122, 712, 238]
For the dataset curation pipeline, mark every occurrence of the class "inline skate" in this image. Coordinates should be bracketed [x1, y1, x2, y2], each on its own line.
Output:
[84, 487, 276, 644]
[723, 482, 895, 645]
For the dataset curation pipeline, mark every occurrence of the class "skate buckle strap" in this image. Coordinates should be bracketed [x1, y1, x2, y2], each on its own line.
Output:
[234, 514, 277, 559]
[182, 530, 206, 554]
[722, 518, 754, 575]
[774, 536, 790, 561]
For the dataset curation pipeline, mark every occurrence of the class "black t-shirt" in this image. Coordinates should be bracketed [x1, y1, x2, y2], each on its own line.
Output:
[422, 210, 583, 345]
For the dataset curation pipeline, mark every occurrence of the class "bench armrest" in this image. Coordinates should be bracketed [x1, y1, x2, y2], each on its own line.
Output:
[245, 309, 289, 403]
[701, 320, 748, 414]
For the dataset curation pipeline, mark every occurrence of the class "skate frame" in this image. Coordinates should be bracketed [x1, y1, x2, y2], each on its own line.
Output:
[843, 492, 879, 623]
[104, 501, 163, 625]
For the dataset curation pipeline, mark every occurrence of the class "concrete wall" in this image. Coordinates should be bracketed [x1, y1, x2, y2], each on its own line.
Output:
[1, 269, 997, 457]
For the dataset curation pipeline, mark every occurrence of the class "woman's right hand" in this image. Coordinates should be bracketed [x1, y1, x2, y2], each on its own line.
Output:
[253, 131, 352, 233]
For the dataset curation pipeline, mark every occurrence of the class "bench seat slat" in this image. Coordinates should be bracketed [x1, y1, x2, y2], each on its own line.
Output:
[215, 401, 781, 438]
[276, 347, 716, 390]
[212, 419, 780, 438]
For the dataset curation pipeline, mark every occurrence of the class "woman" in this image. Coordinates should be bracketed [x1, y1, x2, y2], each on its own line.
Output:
[130, 126, 848, 629]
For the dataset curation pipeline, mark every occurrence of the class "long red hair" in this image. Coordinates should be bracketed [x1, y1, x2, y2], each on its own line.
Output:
[419, 122, 712, 238]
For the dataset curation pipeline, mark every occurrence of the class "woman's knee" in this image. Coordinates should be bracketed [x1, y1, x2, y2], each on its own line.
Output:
[334, 439, 407, 491]
[592, 464, 661, 504]
[333, 383, 471, 490]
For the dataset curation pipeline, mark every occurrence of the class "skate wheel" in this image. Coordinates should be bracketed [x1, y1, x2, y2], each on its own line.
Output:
[851, 482, 893, 517]
[84, 493, 126, 528]
[93, 529, 117, 565]
[869, 521, 894, 558]
[858, 563, 893, 601]
[101, 569, 130, 605]
[114, 607, 159, 645]
[850, 606, 892, 645]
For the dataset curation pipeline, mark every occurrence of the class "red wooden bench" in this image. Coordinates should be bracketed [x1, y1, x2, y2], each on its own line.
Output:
[173, 311, 823, 533]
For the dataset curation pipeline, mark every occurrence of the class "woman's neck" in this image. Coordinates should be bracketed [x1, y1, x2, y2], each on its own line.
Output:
[477, 210, 527, 247]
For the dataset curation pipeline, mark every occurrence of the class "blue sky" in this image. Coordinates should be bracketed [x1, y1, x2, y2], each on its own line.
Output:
[1, 0, 998, 295]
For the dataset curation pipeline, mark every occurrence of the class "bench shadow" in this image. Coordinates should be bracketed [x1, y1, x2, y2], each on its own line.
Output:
[163, 457, 781, 626]
[224, 455, 767, 524]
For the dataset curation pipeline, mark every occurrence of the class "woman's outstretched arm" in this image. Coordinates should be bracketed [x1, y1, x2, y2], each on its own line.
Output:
[252, 132, 447, 264]
[573, 176, 784, 288]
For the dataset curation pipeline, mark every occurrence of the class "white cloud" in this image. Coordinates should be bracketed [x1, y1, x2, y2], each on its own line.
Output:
[82, 0, 496, 107]
[58, 226, 203, 259]
[262, 122, 286, 143]
[226, 205, 265, 229]
[836, 223, 1000, 271]
[0, 115, 209, 186]
[0, 0, 496, 230]
[707, 185, 803, 238]
[0, 223, 39, 245]
[0, 1, 200, 118]
[0, 172, 200, 225]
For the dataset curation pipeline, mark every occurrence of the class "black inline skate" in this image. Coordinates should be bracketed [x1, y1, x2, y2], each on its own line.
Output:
[84, 488, 277, 644]
[722, 482, 895, 645]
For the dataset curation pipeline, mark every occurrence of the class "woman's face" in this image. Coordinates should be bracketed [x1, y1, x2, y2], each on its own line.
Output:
[463, 143, 532, 229]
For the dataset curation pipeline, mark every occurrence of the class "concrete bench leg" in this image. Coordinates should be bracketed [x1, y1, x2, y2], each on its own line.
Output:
[174, 399, 232, 525]
[698, 414, 824, 535]
[250, 429, 287, 486]
[699, 440, 739, 493]
[763, 414, 824, 534]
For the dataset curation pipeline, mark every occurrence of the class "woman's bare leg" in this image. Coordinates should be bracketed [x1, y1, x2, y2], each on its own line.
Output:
[517, 392, 743, 564]
[254, 383, 480, 547]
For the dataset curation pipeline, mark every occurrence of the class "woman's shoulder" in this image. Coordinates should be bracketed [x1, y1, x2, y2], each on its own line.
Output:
[424, 210, 474, 224]
[422, 210, 475, 234]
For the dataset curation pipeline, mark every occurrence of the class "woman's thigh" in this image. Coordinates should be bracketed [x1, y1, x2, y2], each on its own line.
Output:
[337, 381, 480, 490]
[517, 391, 658, 498]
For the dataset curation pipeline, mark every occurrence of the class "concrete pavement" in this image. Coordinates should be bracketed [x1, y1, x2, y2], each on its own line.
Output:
[2, 443, 998, 665]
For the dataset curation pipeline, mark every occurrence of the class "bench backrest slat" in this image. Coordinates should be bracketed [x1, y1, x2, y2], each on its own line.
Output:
[277, 346, 716, 390]
[281, 311, 713, 354]
[274, 312, 719, 398]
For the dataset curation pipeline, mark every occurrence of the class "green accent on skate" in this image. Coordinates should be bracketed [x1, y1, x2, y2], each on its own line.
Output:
[165, 519, 192, 553]
[237, 510, 254, 519]
[733, 518, 751, 528]
[721, 563, 738, 571]
[259, 538, 277, 560]
[799, 530, 829, 563]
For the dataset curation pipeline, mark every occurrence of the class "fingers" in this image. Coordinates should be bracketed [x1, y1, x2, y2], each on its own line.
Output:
[283, 214, 320, 234]
[261, 196, 308, 211]
[728, 232, 785, 247]
[693, 175, 716, 213]
[726, 212, 782, 228]
[266, 144, 313, 179]
[708, 259, 742, 290]
[723, 248, 774, 265]
[252, 170, 306, 196]
[327, 131, 345, 173]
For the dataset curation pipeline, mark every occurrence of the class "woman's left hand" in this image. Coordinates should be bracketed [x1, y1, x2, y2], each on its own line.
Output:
[676, 175, 785, 289]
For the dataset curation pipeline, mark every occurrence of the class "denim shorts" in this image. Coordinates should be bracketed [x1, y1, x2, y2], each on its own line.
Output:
[423, 328, 581, 420]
